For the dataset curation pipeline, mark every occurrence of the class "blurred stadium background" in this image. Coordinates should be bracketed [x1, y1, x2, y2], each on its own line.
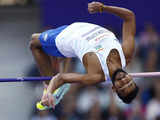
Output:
[0, 0, 160, 120]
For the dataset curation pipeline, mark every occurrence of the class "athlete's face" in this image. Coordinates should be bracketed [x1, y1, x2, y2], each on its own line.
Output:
[112, 72, 136, 97]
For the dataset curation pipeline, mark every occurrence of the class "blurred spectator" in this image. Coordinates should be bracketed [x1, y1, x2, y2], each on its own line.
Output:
[146, 79, 160, 120]
[145, 48, 158, 72]
[59, 95, 80, 120]
[77, 86, 101, 114]
[102, 91, 126, 120]
[126, 98, 145, 120]
[87, 101, 102, 120]
[138, 23, 159, 48]
[138, 23, 160, 71]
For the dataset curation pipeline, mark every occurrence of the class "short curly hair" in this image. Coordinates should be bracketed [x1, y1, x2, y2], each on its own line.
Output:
[111, 68, 139, 104]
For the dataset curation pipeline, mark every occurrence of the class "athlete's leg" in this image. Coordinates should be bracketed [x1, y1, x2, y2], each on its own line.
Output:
[30, 33, 71, 110]
[29, 33, 55, 79]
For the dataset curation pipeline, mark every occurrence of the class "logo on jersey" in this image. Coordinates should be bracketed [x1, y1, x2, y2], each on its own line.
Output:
[95, 45, 104, 52]
[82, 26, 101, 37]
[44, 34, 48, 41]
[86, 30, 106, 41]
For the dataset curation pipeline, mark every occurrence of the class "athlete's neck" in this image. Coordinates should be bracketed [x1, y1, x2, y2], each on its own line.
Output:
[107, 49, 122, 78]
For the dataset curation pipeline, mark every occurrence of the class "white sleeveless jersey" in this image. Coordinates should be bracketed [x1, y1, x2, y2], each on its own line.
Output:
[55, 22, 126, 81]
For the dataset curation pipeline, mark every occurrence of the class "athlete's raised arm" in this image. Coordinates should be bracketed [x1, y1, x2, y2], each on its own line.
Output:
[88, 2, 136, 65]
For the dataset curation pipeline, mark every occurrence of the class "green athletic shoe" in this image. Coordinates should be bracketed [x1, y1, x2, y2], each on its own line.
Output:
[36, 83, 71, 110]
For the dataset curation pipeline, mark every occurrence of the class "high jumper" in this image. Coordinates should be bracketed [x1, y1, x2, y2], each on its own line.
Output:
[30, 1, 138, 109]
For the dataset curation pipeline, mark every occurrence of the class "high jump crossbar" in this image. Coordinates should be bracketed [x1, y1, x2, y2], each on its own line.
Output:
[0, 72, 160, 82]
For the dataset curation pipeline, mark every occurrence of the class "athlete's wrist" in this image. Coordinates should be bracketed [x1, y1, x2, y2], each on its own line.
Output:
[47, 73, 61, 93]
[99, 4, 104, 13]
[46, 87, 53, 95]
[46, 79, 56, 94]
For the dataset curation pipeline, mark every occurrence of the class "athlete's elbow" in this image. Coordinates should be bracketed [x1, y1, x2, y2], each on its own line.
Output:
[126, 11, 135, 21]
[29, 40, 35, 50]
[129, 11, 135, 19]
[58, 73, 66, 84]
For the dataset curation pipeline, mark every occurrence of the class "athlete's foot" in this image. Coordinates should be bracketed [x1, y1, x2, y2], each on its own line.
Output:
[36, 83, 71, 110]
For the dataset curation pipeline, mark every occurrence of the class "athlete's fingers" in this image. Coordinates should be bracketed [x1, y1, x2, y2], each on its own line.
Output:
[89, 1, 103, 7]
[88, 6, 99, 14]
[88, 8, 95, 13]
[43, 82, 48, 89]
[50, 97, 55, 109]
[48, 93, 54, 108]
[41, 99, 49, 107]
[41, 92, 51, 107]
[88, 2, 97, 9]
[88, 4, 94, 10]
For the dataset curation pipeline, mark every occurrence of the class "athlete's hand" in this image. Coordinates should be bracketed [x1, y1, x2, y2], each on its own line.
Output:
[41, 91, 55, 109]
[88, 1, 104, 14]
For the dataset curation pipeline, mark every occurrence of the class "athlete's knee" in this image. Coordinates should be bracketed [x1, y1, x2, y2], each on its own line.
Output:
[29, 33, 41, 50]
[29, 39, 37, 50]
[31, 33, 40, 40]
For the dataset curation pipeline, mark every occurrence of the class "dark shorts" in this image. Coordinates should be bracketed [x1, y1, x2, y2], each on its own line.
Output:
[39, 25, 68, 57]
